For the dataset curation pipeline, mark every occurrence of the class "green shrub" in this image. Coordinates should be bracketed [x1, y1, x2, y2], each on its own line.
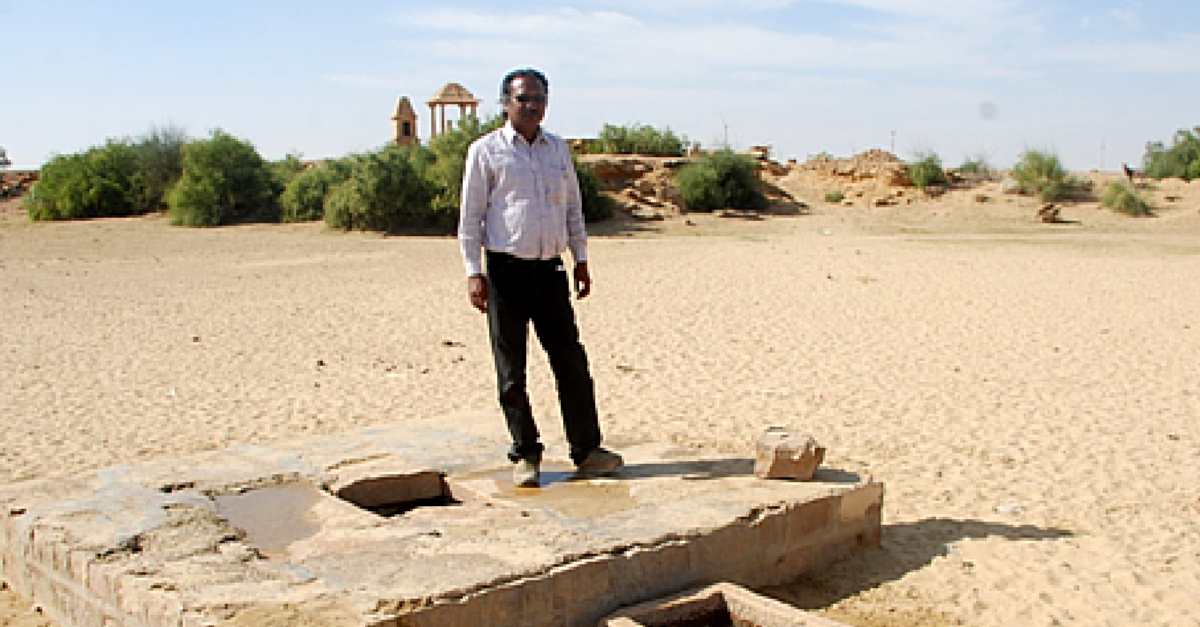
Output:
[26, 141, 140, 220]
[324, 146, 435, 233]
[168, 129, 278, 226]
[129, 124, 187, 212]
[574, 158, 613, 223]
[1101, 180, 1152, 217]
[1143, 127, 1200, 181]
[1011, 149, 1088, 202]
[908, 151, 947, 190]
[590, 123, 686, 156]
[675, 149, 768, 212]
[423, 114, 504, 225]
[959, 154, 992, 177]
[824, 190, 845, 203]
[279, 159, 352, 222]
[269, 152, 307, 193]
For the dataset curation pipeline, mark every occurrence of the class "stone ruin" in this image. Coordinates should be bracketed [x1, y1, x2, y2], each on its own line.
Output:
[0, 413, 882, 627]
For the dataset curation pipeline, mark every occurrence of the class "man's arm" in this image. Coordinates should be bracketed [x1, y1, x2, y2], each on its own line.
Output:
[561, 142, 590, 298]
[459, 141, 490, 312]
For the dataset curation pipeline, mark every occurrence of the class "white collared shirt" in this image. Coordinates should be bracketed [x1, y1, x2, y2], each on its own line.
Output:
[458, 122, 587, 276]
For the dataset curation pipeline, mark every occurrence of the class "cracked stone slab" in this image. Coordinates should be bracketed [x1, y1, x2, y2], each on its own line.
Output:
[0, 412, 882, 627]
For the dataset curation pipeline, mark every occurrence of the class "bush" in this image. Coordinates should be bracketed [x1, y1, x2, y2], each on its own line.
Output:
[269, 152, 307, 193]
[1101, 180, 1152, 217]
[590, 123, 686, 156]
[908, 151, 947, 190]
[1011, 149, 1088, 202]
[26, 141, 141, 220]
[279, 159, 352, 222]
[168, 129, 278, 226]
[959, 154, 993, 177]
[1143, 127, 1200, 181]
[423, 114, 504, 226]
[574, 158, 613, 223]
[675, 149, 768, 212]
[26, 126, 187, 221]
[324, 146, 436, 233]
[129, 124, 187, 212]
[824, 190, 845, 203]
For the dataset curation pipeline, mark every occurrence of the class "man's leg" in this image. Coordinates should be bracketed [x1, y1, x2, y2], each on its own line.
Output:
[530, 262, 602, 464]
[486, 253, 543, 463]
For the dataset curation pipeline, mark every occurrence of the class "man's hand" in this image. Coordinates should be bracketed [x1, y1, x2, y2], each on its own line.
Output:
[467, 275, 489, 313]
[573, 262, 592, 299]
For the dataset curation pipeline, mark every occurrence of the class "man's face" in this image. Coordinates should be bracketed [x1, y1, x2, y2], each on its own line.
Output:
[504, 76, 547, 132]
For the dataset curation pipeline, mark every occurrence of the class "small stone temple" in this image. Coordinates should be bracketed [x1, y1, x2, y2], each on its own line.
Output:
[393, 82, 483, 146]
[391, 96, 418, 147]
[427, 82, 481, 138]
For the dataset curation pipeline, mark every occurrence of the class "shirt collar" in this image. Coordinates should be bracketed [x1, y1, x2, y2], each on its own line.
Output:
[502, 120, 546, 146]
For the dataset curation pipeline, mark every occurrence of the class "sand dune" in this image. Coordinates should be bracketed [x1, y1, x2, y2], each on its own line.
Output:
[2, 186, 1199, 626]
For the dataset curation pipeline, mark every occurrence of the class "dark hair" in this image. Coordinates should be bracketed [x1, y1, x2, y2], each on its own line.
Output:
[500, 68, 549, 100]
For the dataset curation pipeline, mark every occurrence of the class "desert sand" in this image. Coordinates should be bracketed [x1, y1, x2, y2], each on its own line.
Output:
[2, 175, 1199, 627]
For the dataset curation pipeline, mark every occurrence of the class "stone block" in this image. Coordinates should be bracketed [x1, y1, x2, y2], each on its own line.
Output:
[599, 581, 853, 627]
[479, 581, 523, 627]
[786, 496, 836, 544]
[629, 541, 694, 600]
[553, 555, 614, 625]
[838, 482, 884, 523]
[690, 522, 759, 581]
[519, 576, 556, 626]
[754, 428, 826, 481]
[750, 505, 789, 554]
[396, 597, 482, 627]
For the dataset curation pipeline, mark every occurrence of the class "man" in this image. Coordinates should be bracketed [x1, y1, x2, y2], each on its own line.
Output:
[458, 68, 623, 488]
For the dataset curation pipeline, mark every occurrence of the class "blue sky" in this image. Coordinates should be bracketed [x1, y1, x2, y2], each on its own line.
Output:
[3, 0, 1196, 170]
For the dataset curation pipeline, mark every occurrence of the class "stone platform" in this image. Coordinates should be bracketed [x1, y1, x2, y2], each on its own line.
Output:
[0, 413, 882, 627]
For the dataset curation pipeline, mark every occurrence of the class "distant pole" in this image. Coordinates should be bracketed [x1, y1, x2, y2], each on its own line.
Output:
[890, 131, 895, 154]
[1099, 138, 1106, 171]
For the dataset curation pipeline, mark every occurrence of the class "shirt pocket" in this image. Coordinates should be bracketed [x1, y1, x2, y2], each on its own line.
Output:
[546, 164, 574, 206]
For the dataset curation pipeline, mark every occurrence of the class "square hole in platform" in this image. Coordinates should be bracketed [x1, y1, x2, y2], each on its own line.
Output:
[601, 582, 844, 627]
[333, 471, 461, 517]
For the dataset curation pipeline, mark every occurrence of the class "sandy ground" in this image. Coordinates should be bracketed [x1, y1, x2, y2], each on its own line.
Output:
[2, 179, 1200, 627]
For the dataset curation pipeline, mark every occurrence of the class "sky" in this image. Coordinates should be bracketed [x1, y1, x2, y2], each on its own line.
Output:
[3, 0, 1197, 171]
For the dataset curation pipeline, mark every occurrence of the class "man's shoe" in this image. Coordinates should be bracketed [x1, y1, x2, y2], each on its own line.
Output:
[513, 458, 541, 487]
[576, 448, 624, 476]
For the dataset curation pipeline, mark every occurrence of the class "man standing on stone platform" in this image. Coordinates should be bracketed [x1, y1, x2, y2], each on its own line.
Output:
[458, 67, 624, 488]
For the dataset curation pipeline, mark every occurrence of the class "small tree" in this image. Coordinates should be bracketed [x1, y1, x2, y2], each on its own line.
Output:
[129, 124, 187, 213]
[675, 149, 768, 212]
[168, 129, 278, 226]
[574, 158, 613, 223]
[324, 146, 435, 233]
[1011, 149, 1087, 202]
[958, 153, 993, 178]
[279, 159, 352, 222]
[1143, 127, 1200, 181]
[590, 123, 686, 156]
[423, 114, 504, 223]
[1101, 180, 1152, 217]
[269, 152, 307, 193]
[0, 147, 11, 168]
[25, 142, 141, 220]
[908, 151, 947, 190]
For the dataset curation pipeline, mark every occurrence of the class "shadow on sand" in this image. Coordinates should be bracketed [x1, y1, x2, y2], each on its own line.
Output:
[761, 516, 1074, 611]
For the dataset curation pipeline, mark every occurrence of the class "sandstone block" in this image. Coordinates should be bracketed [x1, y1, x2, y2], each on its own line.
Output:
[754, 428, 825, 480]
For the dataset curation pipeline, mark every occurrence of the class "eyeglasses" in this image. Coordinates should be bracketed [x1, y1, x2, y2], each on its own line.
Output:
[512, 94, 547, 105]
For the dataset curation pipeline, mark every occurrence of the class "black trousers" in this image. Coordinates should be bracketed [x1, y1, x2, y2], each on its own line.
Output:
[485, 251, 602, 464]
